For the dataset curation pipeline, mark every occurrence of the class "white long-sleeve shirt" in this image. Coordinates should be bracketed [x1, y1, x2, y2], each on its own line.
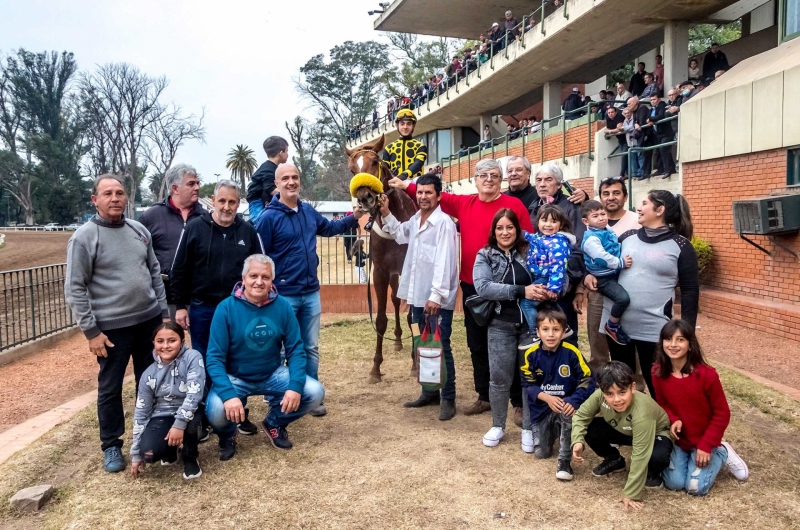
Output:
[382, 206, 459, 310]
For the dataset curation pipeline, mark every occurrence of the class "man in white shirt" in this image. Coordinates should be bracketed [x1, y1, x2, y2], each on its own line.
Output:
[380, 174, 459, 420]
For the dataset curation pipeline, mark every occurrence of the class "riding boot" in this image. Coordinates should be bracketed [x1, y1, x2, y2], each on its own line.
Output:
[403, 393, 440, 408]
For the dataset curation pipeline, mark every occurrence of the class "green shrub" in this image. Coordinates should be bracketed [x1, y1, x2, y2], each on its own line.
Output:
[692, 236, 713, 280]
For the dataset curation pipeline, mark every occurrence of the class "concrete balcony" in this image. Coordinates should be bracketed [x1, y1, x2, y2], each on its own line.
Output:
[349, 0, 739, 151]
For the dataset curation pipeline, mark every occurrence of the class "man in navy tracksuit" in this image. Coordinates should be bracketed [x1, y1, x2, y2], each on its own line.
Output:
[255, 163, 363, 417]
[520, 306, 594, 481]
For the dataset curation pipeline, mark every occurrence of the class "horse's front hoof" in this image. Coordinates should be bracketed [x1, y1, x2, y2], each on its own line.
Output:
[367, 373, 382, 384]
[393, 341, 404, 351]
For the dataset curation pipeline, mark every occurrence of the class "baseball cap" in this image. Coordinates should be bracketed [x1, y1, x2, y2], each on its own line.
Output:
[492, 22, 499, 27]
[572, 87, 579, 92]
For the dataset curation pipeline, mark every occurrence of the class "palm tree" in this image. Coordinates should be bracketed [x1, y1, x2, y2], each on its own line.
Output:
[225, 145, 258, 193]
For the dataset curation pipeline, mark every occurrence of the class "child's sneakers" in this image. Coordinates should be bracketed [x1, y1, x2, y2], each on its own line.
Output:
[563, 325, 575, 339]
[721, 441, 749, 481]
[520, 429, 534, 453]
[518, 330, 541, 351]
[592, 455, 626, 476]
[182, 458, 203, 480]
[556, 459, 574, 481]
[482, 427, 505, 447]
[645, 470, 663, 488]
[604, 320, 631, 345]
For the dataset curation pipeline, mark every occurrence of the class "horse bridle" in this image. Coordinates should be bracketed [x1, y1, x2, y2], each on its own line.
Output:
[349, 149, 396, 234]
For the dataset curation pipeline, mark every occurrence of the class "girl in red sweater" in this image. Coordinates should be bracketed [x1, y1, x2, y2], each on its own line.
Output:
[652, 319, 749, 495]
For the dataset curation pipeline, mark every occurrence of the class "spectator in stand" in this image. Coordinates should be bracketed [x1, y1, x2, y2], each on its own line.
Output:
[628, 62, 647, 97]
[648, 93, 676, 179]
[627, 96, 653, 178]
[702, 43, 729, 84]
[563, 87, 583, 120]
[678, 79, 698, 102]
[621, 108, 643, 179]
[246, 137, 288, 223]
[688, 58, 701, 83]
[445, 56, 462, 86]
[372, 109, 378, 130]
[529, 116, 541, 133]
[481, 124, 492, 149]
[139, 164, 204, 319]
[614, 83, 632, 108]
[388, 159, 534, 419]
[603, 106, 627, 176]
[640, 73, 658, 99]
[387, 98, 396, 122]
[507, 123, 520, 140]
[665, 88, 681, 160]
[653, 55, 665, 94]
[489, 22, 505, 53]
[504, 10, 520, 42]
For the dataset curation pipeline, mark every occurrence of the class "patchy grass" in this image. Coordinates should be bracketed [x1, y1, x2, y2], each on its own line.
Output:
[1, 316, 799, 529]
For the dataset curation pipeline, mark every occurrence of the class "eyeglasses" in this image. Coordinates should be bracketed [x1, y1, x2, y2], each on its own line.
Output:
[476, 173, 502, 181]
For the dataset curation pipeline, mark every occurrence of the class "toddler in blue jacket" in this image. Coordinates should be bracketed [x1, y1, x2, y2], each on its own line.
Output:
[580, 200, 633, 345]
[519, 204, 575, 350]
[521, 306, 594, 481]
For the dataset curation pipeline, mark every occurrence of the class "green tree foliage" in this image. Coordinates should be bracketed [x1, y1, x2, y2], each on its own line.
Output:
[225, 144, 258, 193]
[689, 21, 742, 57]
[381, 33, 463, 97]
[285, 116, 325, 195]
[199, 182, 216, 198]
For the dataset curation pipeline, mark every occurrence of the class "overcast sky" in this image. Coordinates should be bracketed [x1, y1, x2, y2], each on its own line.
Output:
[0, 0, 387, 185]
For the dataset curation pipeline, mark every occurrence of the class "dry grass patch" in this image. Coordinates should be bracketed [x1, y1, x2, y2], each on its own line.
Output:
[1, 316, 799, 529]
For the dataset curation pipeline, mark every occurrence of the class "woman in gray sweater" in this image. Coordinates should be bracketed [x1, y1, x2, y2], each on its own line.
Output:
[585, 190, 699, 398]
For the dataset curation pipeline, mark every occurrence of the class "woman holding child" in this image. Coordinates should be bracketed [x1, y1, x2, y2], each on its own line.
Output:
[584, 190, 699, 398]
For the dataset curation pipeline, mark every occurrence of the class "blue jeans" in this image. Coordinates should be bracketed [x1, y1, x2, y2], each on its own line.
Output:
[283, 292, 322, 381]
[188, 299, 217, 356]
[520, 277, 550, 333]
[411, 306, 456, 401]
[248, 200, 265, 223]
[663, 444, 728, 496]
[206, 367, 324, 436]
[627, 146, 643, 177]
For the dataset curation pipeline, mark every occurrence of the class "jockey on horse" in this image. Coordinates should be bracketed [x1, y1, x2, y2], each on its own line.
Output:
[382, 108, 428, 181]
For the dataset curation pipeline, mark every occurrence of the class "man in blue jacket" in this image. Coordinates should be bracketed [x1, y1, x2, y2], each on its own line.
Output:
[205, 254, 324, 459]
[255, 164, 363, 417]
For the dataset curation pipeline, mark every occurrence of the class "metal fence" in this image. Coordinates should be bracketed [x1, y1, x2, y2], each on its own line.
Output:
[0, 264, 74, 351]
[316, 234, 371, 285]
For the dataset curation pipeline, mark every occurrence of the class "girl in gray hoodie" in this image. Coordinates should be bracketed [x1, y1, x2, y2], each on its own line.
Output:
[130, 322, 205, 480]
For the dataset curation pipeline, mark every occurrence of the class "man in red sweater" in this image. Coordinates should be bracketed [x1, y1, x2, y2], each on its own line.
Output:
[389, 159, 535, 416]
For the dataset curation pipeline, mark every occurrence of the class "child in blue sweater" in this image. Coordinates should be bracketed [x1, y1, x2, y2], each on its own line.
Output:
[519, 204, 575, 350]
[580, 200, 633, 345]
[521, 306, 594, 481]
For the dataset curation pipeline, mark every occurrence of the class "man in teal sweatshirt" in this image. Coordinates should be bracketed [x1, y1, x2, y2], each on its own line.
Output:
[204, 254, 324, 459]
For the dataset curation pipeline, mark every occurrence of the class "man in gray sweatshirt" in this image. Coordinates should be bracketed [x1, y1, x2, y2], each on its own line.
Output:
[65, 174, 169, 473]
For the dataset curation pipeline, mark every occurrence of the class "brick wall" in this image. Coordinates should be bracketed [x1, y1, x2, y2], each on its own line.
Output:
[443, 121, 603, 184]
[682, 148, 800, 340]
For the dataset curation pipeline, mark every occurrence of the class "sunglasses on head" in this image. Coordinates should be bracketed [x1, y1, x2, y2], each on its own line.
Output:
[600, 176, 625, 184]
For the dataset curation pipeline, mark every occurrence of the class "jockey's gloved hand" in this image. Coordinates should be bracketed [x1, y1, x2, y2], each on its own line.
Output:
[398, 170, 411, 181]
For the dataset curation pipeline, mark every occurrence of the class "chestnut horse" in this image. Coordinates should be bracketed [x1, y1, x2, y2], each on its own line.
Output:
[346, 135, 417, 383]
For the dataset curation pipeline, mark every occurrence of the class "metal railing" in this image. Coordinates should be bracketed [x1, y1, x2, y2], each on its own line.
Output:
[315, 234, 371, 286]
[1, 264, 74, 351]
[346, 0, 568, 144]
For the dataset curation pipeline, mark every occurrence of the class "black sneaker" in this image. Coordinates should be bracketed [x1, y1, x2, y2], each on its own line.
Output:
[218, 435, 237, 461]
[238, 408, 258, 436]
[592, 456, 626, 477]
[645, 471, 663, 488]
[182, 457, 203, 480]
[556, 459, 574, 481]
[261, 419, 293, 450]
[517, 330, 540, 351]
[198, 426, 212, 443]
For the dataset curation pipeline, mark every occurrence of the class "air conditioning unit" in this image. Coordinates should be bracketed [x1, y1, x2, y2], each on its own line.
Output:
[732, 195, 800, 235]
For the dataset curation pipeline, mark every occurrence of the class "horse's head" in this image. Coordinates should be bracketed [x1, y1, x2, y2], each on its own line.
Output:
[346, 135, 386, 213]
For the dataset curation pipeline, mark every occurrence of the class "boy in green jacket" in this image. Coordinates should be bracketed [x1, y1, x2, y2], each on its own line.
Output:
[571, 361, 672, 510]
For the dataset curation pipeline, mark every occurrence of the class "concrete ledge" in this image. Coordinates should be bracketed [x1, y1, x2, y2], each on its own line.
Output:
[700, 288, 800, 343]
[0, 327, 80, 367]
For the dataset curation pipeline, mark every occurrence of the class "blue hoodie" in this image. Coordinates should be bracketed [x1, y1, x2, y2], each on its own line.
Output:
[206, 283, 306, 402]
[255, 196, 358, 296]
[520, 341, 595, 423]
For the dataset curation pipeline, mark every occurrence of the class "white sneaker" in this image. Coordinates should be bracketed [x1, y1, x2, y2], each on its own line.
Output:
[722, 442, 749, 481]
[521, 429, 534, 453]
[482, 427, 505, 447]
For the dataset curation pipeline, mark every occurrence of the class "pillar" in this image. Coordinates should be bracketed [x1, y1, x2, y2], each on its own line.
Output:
[664, 22, 689, 92]
[450, 126, 463, 155]
[543, 81, 562, 129]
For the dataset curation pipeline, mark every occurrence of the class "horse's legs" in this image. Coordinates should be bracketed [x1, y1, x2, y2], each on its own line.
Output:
[369, 270, 390, 384]
[390, 274, 404, 352]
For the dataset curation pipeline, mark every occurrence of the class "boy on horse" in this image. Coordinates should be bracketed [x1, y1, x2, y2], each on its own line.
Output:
[382, 108, 428, 181]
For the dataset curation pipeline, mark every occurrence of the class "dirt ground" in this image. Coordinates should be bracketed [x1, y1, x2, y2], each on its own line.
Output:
[0, 232, 71, 271]
[1, 316, 799, 530]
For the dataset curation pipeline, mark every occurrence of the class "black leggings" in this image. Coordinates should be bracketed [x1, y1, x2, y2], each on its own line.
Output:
[139, 416, 200, 463]
[584, 417, 672, 473]
[607, 338, 657, 399]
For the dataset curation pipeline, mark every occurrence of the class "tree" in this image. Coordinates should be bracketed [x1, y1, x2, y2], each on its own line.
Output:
[381, 33, 463, 96]
[285, 115, 324, 193]
[689, 21, 742, 57]
[225, 144, 257, 192]
[296, 41, 388, 141]
[144, 103, 206, 201]
[199, 182, 215, 198]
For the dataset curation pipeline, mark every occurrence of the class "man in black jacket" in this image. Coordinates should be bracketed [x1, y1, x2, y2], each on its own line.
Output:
[702, 43, 729, 84]
[170, 179, 265, 436]
[628, 62, 646, 97]
[139, 163, 205, 315]
[246, 136, 288, 223]
[647, 94, 676, 178]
